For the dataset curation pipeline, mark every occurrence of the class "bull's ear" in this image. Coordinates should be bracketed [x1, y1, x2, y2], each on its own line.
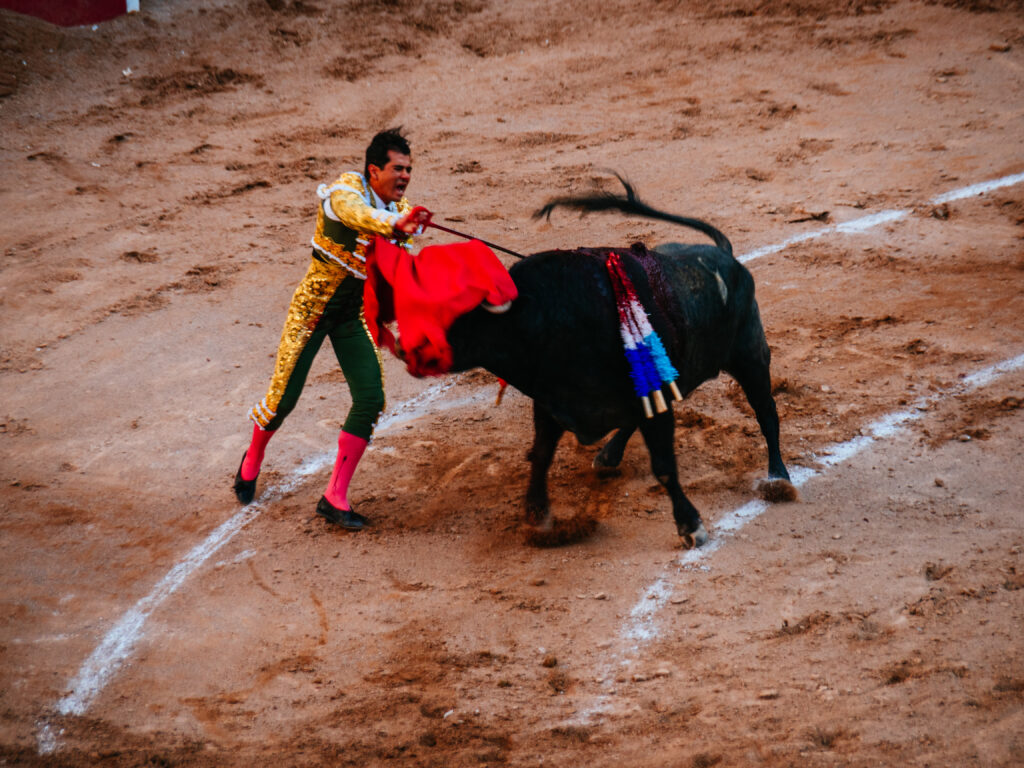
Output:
[482, 300, 512, 314]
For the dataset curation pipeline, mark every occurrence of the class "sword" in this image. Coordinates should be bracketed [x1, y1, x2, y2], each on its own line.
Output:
[426, 221, 527, 260]
[405, 206, 526, 259]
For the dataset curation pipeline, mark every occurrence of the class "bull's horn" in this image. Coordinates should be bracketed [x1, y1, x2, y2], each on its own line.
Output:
[482, 300, 513, 314]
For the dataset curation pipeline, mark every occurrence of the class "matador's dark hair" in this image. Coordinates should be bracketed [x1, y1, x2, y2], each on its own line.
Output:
[364, 127, 411, 177]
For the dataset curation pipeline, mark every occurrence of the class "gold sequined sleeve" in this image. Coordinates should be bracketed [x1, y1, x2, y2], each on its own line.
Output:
[329, 173, 402, 238]
[395, 197, 417, 244]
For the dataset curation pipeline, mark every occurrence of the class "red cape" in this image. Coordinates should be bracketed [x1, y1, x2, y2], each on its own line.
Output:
[364, 237, 518, 377]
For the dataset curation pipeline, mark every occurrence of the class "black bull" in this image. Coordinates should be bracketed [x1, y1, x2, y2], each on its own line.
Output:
[444, 184, 793, 547]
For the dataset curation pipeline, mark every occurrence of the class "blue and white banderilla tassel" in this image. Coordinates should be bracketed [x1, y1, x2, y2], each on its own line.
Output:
[606, 252, 683, 418]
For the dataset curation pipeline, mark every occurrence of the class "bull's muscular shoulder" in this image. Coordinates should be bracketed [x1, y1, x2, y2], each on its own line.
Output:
[482, 249, 642, 442]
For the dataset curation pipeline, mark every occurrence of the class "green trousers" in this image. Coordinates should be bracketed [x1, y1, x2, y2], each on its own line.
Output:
[250, 258, 384, 440]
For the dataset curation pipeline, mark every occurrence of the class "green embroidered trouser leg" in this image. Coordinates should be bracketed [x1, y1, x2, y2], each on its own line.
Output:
[251, 263, 384, 440]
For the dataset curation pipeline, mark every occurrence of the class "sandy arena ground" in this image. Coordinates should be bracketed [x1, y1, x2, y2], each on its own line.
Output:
[1, 0, 1023, 765]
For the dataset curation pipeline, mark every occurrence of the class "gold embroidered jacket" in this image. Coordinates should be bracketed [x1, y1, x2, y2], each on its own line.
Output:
[310, 172, 414, 278]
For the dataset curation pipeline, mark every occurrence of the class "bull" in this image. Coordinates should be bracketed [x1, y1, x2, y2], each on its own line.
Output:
[444, 180, 794, 547]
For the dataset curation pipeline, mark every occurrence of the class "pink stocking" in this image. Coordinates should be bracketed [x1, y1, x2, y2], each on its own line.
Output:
[241, 423, 275, 481]
[324, 431, 368, 511]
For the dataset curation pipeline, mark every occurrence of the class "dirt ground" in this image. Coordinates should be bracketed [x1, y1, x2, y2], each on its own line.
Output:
[1, 0, 1023, 765]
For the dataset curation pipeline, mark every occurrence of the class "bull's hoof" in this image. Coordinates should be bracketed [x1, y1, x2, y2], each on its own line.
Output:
[757, 476, 799, 503]
[524, 503, 549, 527]
[592, 448, 623, 474]
[677, 523, 708, 550]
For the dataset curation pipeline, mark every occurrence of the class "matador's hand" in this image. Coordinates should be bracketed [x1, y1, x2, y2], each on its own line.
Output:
[394, 206, 432, 235]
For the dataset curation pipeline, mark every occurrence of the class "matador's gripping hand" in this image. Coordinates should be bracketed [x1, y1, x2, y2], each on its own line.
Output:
[394, 206, 432, 236]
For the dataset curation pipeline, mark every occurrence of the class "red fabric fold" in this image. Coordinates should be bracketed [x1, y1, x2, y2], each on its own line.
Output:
[364, 236, 518, 377]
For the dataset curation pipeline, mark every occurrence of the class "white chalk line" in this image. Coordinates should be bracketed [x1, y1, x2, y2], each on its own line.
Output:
[738, 171, 1024, 263]
[36, 376, 480, 753]
[36, 170, 1024, 753]
[575, 351, 1024, 722]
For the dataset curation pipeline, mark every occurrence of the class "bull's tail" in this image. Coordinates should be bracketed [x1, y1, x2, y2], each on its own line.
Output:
[533, 174, 733, 258]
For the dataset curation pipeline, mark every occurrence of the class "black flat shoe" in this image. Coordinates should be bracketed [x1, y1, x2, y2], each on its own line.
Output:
[316, 496, 369, 531]
[233, 452, 258, 505]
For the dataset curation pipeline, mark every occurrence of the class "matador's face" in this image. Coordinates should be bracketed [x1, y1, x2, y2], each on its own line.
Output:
[368, 150, 412, 205]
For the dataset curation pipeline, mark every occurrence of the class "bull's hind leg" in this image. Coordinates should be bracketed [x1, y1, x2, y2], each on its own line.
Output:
[728, 360, 790, 481]
[524, 402, 565, 527]
[593, 425, 636, 470]
[725, 321, 796, 502]
[637, 412, 708, 547]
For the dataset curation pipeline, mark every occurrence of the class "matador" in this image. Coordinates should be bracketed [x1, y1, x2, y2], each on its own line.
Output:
[233, 128, 429, 530]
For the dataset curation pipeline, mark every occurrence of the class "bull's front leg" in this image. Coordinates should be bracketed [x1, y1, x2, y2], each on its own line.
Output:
[524, 402, 564, 527]
[637, 412, 709, 548]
